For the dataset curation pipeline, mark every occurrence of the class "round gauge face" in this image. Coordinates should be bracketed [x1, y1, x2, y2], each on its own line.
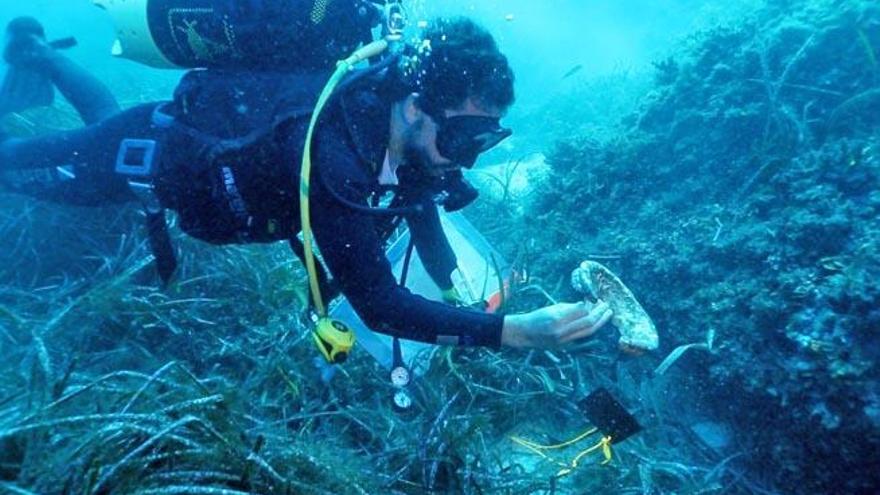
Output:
[393, 390, 413, 410]
[390, 366, 410, 388]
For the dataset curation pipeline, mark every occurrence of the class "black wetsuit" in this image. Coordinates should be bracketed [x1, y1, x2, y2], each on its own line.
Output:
[0, 64, 504, 347]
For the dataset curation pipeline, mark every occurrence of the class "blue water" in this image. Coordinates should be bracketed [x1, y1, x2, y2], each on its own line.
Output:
[1, 1, 878, 494]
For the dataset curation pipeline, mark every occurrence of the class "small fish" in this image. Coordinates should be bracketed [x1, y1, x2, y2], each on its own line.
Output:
[562, 64, 584, 80]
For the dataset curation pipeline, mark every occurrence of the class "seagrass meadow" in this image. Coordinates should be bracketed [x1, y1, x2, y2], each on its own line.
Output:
[1, 0, 879, 494]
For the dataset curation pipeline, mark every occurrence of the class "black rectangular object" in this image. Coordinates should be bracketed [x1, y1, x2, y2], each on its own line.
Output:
[579, 387, 641, 444]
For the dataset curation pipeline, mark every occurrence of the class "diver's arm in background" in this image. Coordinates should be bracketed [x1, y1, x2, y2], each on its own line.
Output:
[404, 201, 458, 291]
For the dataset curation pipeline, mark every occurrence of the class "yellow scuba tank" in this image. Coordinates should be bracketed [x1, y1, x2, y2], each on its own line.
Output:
[93, 0, 173, 68]
[92, 0, 385, 70]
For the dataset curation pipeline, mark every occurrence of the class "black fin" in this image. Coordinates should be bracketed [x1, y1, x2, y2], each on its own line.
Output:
[146, 210, 177, 285]
[0, 17, 65, 117]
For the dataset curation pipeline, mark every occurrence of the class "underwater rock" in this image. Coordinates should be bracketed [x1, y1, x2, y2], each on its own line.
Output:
[690, 421, 732, 451]
[811, 401, 841, 429]
[571, 260, 659, 352]
[474, 0, 880, 490]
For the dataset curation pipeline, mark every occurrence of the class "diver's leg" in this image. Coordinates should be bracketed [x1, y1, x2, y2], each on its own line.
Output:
[0, 103, 163, 205]
[2, 17, 120, 124]
[46, 51, 121, 124]
[0, 17, 54, 116]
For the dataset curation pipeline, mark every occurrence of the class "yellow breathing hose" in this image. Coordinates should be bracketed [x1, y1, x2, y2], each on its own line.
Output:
[299, 39, 391, 316]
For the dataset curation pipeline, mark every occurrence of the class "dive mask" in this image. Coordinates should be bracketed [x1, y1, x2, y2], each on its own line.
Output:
[432, 113, 512, 168]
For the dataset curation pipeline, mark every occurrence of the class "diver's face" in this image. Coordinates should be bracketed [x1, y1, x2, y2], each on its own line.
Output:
[406, 97, 504, 177]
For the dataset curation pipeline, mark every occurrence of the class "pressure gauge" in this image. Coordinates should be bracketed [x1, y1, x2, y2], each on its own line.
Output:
[393, 389, 413, 412]
[389, 338, 412, 413]
[390, 366, 411, 388]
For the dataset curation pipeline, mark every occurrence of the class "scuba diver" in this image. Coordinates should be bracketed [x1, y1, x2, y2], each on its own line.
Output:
[0, 9, 613, 352]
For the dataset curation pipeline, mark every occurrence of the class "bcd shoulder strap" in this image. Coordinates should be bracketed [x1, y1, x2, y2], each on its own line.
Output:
[167, 69, 330, 162]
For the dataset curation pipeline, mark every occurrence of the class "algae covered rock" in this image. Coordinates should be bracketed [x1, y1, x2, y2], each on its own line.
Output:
[571, 260, 659, 352]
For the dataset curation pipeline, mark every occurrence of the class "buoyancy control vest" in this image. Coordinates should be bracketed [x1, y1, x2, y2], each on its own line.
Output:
[153, 63, 394, 290]
[163, 49, 399, 172]
[155, 61, 396, 240]
[95, 1, 408, 285]
[154, 69, 326, 245]
[168, 69, 326, 159]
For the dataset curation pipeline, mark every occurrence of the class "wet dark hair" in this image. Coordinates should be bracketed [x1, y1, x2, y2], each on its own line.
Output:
[394, 17, 515, 113]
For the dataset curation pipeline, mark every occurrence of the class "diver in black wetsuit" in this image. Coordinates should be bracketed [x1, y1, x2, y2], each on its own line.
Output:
[0, 16, 614, 350]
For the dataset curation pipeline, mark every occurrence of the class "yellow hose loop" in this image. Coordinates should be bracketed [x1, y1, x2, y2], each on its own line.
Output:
[341, 39, 390, 67]
[300, 66, 347, 316]
[298, 39, 391, 316]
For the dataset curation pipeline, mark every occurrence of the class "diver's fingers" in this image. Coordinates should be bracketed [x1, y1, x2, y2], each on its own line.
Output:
[551, 301, 592, 324]
[559, 308, 613, 344]
[559, 309, 612, 343]
[559, 300, 609, 333]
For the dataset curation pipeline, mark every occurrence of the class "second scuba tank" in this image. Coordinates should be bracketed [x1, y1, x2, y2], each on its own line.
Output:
[92, 0, 384, 70]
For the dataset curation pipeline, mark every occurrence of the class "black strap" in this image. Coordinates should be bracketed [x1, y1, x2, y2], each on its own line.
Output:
[165, 105, 314, 171]
[392, 334, 405, 370]
[399, 236, 416, 287]
[146, 210, 177, 285]
[391, 236, 417, 375]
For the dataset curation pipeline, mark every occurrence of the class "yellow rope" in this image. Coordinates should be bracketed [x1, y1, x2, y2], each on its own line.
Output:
[510, 429, 614, 478]
[509, 438, 568, 468]
[510, 427, 598, 450]
[601, 436, 613, 464]
[557, 436, 614, 476]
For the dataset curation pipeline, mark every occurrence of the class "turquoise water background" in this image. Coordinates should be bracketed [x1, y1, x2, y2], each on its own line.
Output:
[0, 1, 761, 139]
[1, 1, 878, 493]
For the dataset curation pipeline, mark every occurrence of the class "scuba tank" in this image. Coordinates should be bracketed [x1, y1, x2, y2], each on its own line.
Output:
[92, 0, 387, 70]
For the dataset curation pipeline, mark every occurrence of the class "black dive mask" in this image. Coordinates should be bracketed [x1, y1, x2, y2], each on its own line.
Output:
[432, 114, 512, 168]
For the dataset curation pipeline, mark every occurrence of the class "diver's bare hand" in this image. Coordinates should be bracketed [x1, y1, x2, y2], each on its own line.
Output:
[501, 301, 613, 349]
